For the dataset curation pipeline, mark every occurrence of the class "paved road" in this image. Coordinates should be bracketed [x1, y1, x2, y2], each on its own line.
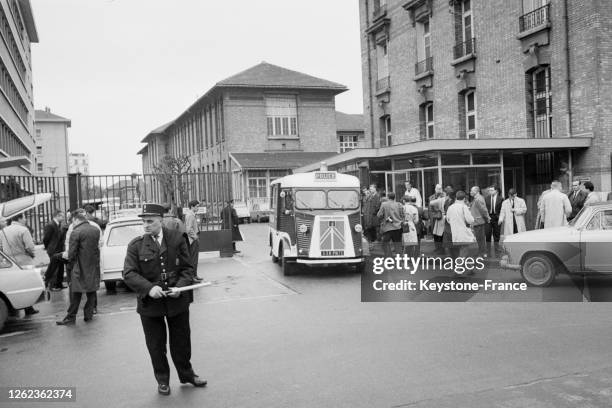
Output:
[1, 223, 612, 407]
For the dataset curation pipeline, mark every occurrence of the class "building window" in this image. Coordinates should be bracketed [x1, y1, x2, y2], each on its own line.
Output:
[37, 163, 43, 172]
[248, 171, 268, 198]
[266, 96, 298, 137]
[36, 145, 41, 154]
[454, 0, 475, 59]
[520, 0, 550, 32]
[376, 39, 389, 86]
[465, 91, 477, 139]
[532, 66, 552, 138]
[35, 128, 41, 138]
[420, 103, 434, 140]
[415, 18, 434, 75]
[338, 135, 359, 153]
[380, 116, 391, 147]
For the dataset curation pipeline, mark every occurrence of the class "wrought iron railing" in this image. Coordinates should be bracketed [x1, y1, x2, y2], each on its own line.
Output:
[453, 38, 477, 59]
[519, 4, 550, 33]
[415, 57, 433, 76]
[376, 76, 390, 92]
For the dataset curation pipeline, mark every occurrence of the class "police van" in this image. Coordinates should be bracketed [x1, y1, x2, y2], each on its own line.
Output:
[269, 166, 365, 275]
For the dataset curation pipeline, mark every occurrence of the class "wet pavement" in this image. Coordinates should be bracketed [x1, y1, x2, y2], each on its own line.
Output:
[1, 223, 612, 407]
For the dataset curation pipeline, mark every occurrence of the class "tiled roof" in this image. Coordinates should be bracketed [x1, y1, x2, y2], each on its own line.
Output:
[217, 62, 347, 93]
[141, 120, 174, 143]
[34, 110, 71, 125]
[336, 111, 364, 132]
[230, 152, 337, 170]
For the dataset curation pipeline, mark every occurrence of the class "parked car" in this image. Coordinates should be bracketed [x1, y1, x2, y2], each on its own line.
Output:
[109, 208, 141, 221]
[250, 201, 271, 223]
[501, 202, 612, 286]
[0, 193, 51, 331]
[233, 201, 251, 224]
[100, 216, 143, 291]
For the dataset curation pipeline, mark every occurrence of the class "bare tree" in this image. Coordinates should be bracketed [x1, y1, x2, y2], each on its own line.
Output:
[152, 155, 192, 210]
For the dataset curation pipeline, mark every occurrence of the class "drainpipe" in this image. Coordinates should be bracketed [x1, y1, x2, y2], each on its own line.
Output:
[563, 0, 572, 138]
[364, 0, 375, 149]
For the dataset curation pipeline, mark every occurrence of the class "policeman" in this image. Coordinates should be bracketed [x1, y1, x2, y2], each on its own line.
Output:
[123, 203, 207, 396]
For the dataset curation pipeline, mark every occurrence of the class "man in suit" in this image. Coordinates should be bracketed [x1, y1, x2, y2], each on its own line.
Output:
[56, 209, 100, 325]
[43, 210, 66, 290]
[122, 203, 206, 396]
[376, 192, 405, 258]
[485, 186, 503, 256]
[567, 180, 587, 221]
[469, 186, 490, 258]
[184, 200, 203, 282]
[221, 199, 242, 254]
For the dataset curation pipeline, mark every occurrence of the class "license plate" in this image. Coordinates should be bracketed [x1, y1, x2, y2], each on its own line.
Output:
[321, 250, 344, 256]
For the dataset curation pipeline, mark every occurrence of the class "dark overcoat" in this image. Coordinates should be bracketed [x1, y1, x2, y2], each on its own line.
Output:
[122, 227, 194, 317]
[42, 220, 63, 256]
[68, 222, 101, 293]
[221, 205, 242, 241]
[362, 193, 381, 229]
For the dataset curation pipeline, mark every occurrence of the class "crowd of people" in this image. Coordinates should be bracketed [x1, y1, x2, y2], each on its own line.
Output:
[361, 179, 606, 260]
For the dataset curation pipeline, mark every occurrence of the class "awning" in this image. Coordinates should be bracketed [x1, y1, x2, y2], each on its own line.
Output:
[229, 152, 337, 170]
[295, 137, 593, 172]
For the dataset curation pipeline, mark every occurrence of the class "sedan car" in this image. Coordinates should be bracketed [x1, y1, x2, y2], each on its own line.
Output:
[100, 216, 143, 291]
[0, 193, 51, 331]
[501, 202, 612, 286]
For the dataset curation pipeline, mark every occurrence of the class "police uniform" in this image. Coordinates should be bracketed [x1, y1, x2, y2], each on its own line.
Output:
[122, 204, 201, 390]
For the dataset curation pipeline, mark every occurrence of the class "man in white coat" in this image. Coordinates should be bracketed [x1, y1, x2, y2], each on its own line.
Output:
[498, 188, 527, 236]
[541, 181, 572, 228]
[445, 190, 475, 259]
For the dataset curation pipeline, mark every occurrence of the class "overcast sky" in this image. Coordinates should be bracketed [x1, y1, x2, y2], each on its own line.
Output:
[30, 0, 363, 175]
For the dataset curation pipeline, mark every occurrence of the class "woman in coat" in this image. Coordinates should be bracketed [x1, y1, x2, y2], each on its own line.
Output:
[498, 189, 527, 237]
[428, 192, 446, 254]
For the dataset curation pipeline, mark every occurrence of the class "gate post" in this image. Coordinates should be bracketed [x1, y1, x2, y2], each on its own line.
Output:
[68, 173, 82, 210]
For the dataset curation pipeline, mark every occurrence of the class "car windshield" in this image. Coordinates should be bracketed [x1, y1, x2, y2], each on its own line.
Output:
[107, 224, 143, 247]
[327, 190, 359, 210]
[295, 190, 327, 210]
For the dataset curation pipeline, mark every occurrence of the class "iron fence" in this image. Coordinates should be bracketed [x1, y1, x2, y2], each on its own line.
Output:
[453, 38, 477, 60]
[415, 57, 433, 76]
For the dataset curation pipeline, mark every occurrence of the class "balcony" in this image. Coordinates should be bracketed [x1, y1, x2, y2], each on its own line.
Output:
[372, 4, 387, 22]
[453, 38, 476, 60]
[376, 76, 390, 95]
[519, 4, 550, 33]
[414, 57, 433, 77]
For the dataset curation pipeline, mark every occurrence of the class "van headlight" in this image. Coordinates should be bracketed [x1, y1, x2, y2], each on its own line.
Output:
[354, 224, 363, 233]
[298, 224, 309, 233]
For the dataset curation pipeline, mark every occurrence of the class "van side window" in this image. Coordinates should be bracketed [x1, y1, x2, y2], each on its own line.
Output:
[283, 190, 294, 211]
[270, 185, 277, 210]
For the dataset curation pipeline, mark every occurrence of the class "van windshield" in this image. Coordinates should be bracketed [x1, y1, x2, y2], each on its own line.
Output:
[295, 190, 326, 210]
[328, 190, 359, 210]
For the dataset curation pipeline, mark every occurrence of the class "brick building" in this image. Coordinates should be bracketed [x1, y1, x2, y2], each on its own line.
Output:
[297, 0, 612, 228]
[0, 0, 37, 174]
[138, 62, 363, 205]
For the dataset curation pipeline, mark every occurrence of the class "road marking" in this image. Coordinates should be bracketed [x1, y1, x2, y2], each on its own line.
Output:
[0, 330, 28, 338]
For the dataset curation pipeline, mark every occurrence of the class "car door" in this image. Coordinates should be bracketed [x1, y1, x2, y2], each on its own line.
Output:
[580, 209, 612, 273]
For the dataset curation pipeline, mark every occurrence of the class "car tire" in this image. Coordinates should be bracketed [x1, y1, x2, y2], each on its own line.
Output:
[521, 253, 556, 287]
[279, 244, 295, 276]
[0, 298, 8, 332]
[104, 281, 117, 292]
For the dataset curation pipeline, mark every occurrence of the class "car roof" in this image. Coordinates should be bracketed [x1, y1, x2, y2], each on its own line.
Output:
[107, 216, 141, 225]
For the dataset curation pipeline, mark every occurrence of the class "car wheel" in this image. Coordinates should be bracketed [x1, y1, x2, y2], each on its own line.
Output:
[104, 281, 117, 292]
[279, 244, 294, 276]
[521, 253, 556, 287]
[0, 298, 8, 332]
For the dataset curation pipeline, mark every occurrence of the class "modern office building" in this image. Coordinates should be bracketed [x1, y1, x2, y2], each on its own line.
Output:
[33, 108, 71, 177]
[0, 0, 38, 175]
[297, 0, 612, 228]
[138, 62, 362, 204]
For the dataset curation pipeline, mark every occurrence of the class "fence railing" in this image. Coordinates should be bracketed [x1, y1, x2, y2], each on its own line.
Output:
[519, 4, 550, 33]
[453, 38, 477, 59]
[376, 76, 390, 92]
[415, 57, 433, 76]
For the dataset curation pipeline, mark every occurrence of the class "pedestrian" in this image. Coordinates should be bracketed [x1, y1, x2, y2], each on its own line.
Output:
[582, 181, 601, 206]
[43, 210, 67, 290]
[445, 190, 476, 262]
[485, 186, 503, 256]
[56, 209, 100, 325]
[377, 192, 405, 258]
[122, 203, 207, 396]
[184, 200, 203, 282]
[469, 186, 489, 258]
[541, 181, 572, 228]
[567, 180, 587, 221]
[221, 199, 242, 254]
[403, 180, 422, 207]
[428, 186, 446, 254]
[402, 196, 419, 257]
[499, 188, 527, 236]
[83, 204, 104, 229]
[362, 184, 381, 245]
[442, 185, 455, 255]
[162, 204, 186, 234]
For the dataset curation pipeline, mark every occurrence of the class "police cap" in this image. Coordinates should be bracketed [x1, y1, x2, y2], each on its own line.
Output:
[139, 203, 165, 217]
